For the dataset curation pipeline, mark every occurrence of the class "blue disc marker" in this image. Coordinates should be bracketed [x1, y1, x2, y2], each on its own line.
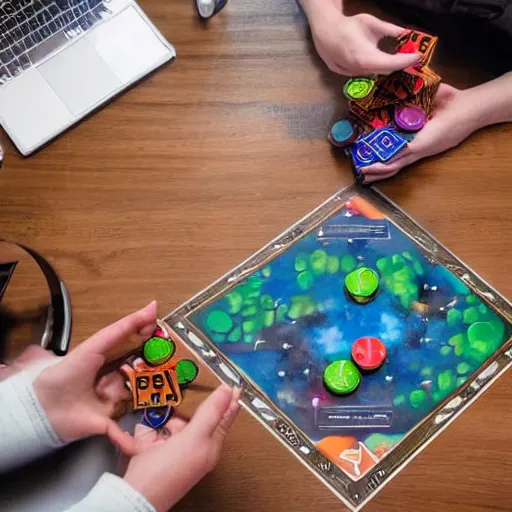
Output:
[329, 120, 357, 148]
[142, 406, 173, 429]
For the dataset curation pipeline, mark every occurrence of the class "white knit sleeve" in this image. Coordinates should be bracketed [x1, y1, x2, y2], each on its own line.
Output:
[0, 370, 65, 472]
[65, 473, 156, 512]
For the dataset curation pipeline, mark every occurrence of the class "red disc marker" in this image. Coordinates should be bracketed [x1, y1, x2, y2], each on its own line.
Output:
[351, 337, 387, 371]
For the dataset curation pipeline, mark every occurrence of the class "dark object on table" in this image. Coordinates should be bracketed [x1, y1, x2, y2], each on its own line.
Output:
[195, 0, 228, 19]
[0, 240, 71, 356]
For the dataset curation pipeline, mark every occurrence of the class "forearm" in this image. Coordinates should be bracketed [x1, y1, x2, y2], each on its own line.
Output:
[467, 72, 512, 128]
[299, 0, 342, 22]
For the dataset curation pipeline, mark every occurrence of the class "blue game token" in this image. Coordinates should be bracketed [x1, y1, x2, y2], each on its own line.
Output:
[349, 135, 378, 171]
[328, 119, 357, 148]
[362, 127, 407, 162]
[142, 406, 173, 429]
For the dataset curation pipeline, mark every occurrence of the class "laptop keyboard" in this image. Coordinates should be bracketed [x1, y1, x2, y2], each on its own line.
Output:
[0, 0, 111, 84]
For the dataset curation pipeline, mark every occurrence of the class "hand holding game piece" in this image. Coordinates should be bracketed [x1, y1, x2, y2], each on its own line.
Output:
[362, 84, 477, 182]
[30, 302, 158, 453]
[123, 384, 240, 512]
[304, 3, 421, 76]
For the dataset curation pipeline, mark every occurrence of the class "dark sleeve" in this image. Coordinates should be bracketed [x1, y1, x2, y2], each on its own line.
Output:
[378, 0, 512, 74]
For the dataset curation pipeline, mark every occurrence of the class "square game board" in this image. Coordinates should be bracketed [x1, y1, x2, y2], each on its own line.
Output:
[164, 185, 512, 510]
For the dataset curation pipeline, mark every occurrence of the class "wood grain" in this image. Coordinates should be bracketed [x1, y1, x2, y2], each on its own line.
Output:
[0, 0, 511, 510]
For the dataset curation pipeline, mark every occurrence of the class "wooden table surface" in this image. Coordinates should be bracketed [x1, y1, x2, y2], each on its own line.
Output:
[1, 0, 511, 510]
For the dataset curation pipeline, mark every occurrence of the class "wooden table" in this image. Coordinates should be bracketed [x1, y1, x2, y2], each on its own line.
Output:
[0, 0, 511, 510]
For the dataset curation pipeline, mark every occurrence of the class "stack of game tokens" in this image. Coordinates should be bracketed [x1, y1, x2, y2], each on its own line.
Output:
[328, 30, 441, 182]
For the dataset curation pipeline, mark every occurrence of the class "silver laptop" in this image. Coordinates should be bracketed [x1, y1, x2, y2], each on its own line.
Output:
[0, 0, 176, 156]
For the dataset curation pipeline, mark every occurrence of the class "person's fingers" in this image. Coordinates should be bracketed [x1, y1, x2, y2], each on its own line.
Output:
[363, 169, 401, 183]
[75, 302, 158, 356]
[166, 416, 189, 436]
[188, 384, 235, 438]
[97, 372, 132, 404]
[363, 15, 408, 39]
[360, 51, 421, 75]
[212, 387, 241, 443]
[107, 420, 145, 456]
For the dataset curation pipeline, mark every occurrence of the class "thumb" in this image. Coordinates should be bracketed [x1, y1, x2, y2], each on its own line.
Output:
[367, 18, 408, 39]
[107, 419, 141, 456]
[188, 384, 236, 438]
[364, 51, 421, 75]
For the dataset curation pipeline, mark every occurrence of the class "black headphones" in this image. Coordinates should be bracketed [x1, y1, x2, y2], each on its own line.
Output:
[0, 240, 71, 356]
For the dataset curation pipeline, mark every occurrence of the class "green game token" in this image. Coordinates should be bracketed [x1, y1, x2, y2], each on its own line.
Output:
[345, 267, 379, 304]
[143, 336, 175, 366]
[176, 359, 199, 385]
[323, 360, 361, 395]
[343, 78, 375, 100]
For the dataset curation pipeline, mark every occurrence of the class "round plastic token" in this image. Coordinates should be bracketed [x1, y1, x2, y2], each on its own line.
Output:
[176, 359, 199, 385]
[142, 406, 173, 429]
[343, 78, 375, 100]
[328, 119, 357, 148]
[345, 267, 379, 304]
[351, 337, 387, 371]
[323, 360, 361, 395]
[143, 336, 175, 366]
[394, 105, 427, 132]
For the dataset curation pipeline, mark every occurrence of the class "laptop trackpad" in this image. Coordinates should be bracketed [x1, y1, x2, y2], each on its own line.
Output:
[38, 38, 122, 117]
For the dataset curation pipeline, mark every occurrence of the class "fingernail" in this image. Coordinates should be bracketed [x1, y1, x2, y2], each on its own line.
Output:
[143, 301, 157, 311]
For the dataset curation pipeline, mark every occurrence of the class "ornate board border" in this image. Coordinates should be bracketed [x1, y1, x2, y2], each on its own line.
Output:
[163, 184, 512, 510]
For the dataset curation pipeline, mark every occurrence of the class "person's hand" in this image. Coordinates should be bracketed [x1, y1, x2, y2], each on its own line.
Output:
[123, 385, 241, 512]
[362, 84, 477, 183]
[22, 302, 158, 453]
[307, 4, 420, 76]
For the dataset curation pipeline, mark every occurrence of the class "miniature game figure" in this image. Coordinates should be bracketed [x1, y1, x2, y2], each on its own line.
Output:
[120, 324, 198, 430]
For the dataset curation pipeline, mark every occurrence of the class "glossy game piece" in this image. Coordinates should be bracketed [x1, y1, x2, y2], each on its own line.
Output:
[343, 78, 376, 100]
[345, 267, 379, 303]
[120, 325, 200, 431]
[348, 138, 377, 179]
[351, 337, 387, 371]
[143, 336, 175, 365]
[323, 360, 361, 395]
[176, 359, 199, 385]
[328, 119, 358, 148]
[396, 30, 438, 67]
[142, 407, 173, 429]
[362, 127, 407, 162]
[394, 105, 427, 132]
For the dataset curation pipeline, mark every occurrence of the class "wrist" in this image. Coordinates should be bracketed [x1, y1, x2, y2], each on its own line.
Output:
[464, 73, 512, 129]
[301, 0, 344, 27]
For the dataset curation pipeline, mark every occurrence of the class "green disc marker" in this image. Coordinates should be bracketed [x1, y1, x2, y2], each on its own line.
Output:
[176, 359, 199, 385]
[143, 336, 175, 366]
[345, 267, 379, 304]
[323, 360, 361, 395]
[343, 78, 375, 100]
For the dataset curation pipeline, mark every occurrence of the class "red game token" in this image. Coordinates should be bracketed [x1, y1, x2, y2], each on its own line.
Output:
[351, 337, 387, 371]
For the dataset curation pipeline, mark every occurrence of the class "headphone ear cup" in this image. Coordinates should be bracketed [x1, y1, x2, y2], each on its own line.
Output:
[0, 239, 72, 356]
